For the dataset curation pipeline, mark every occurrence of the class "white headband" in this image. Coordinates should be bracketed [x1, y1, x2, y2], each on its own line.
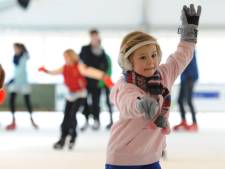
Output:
[121, 40, 159, 59]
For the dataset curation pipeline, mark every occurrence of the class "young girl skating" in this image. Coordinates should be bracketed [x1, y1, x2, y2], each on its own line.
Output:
[105, 4, 201, 169]
[39, 49, 113, 149]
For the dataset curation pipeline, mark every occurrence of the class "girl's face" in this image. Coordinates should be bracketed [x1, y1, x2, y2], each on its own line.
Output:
[64, 53, 75, 65]
[14, 46, 22, 55]
[130, 44, 160, 77]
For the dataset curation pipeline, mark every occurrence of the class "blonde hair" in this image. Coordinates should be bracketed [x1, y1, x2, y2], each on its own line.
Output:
[63, 49, 79, 63]
[120, 31, 162, 61]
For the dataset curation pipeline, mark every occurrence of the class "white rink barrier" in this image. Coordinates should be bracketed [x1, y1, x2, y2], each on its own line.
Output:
[55, 84, 225, 113]
[171, 84, 225, 112]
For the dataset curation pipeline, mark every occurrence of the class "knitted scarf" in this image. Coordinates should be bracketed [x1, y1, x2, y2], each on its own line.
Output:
[123, 70, 171, 127]
[13, 47, 28, 66]
[13, 53, 23, 66]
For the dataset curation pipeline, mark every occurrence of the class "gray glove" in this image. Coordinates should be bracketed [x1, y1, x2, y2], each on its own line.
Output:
[136, 96, 159, 120]
[154, 115, 167, 128]
[178, 4, 202, 43]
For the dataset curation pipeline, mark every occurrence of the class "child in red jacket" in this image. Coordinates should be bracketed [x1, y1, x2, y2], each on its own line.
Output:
[39, 49, 113, 150]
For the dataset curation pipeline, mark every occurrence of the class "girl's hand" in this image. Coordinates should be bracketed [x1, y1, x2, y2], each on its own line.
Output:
[148, 116, 171, 134]
[178, 4, 202, 43]
[154, 115, 167, 128]
[136, 96, 159, 120]
[154, 115, 171, 133]
[38, 66, 48, 73]
[102, 75, 114, 88]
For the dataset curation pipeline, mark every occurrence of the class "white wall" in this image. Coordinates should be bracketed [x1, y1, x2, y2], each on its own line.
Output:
[55, 83, 225, 112]
[0, 30, 124, 84]
[0, 0, 142, 29]
[147, 0, 225, 28]
[171, 84, 225, 112]
[0, 0, 225, 30]
[0, 30, 224, 84]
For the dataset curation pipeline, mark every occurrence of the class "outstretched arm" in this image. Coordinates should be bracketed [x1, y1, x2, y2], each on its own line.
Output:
[38, 66, 63, 75]
[78, 63, 104, 80]
[78, 63, 114, 88]
[159, 4, 201, 88]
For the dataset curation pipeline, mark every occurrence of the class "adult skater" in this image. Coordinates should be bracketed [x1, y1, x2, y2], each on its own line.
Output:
[173, 49, 199, 132]
[6, 43, 38, 130]
[80, 29, 109, 131]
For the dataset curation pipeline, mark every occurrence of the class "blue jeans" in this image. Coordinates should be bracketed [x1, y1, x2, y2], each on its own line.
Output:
[105, 161, 161, 169]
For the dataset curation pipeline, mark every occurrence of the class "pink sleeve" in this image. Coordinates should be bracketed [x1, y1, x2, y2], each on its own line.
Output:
[159, 41, 195, 89]
[110, 82, 145, 119]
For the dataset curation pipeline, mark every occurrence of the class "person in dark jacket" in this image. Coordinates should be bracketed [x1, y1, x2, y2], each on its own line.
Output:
[173, 49, 199, 132]
[80, 29, 109, 131]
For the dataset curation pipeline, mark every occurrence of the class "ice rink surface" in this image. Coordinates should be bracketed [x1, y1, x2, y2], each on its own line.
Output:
[0, 111, 225, 169]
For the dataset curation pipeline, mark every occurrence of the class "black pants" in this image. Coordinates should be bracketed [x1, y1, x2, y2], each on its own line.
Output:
[104, 86, 113, 122]
[177, 78, 197, 123]
[82, 87, 101, 122]
[9, 92, 33, 117]
[61, 98, 85, 139]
